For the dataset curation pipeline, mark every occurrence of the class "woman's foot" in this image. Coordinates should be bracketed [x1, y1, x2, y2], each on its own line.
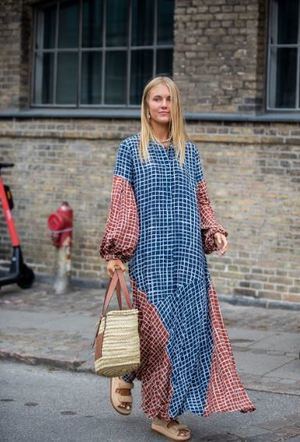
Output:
[110, 377, 134, 415]
[151, 417, 191, 441]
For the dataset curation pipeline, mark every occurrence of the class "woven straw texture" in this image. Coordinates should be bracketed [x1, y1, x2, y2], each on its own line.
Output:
[95, 308, 140, 377]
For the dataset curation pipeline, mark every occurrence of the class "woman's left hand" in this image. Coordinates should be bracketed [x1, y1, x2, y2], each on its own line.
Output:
[214, 232, 228, 256]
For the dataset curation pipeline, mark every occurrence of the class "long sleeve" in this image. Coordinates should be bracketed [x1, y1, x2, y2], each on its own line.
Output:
[99, 142, 139, 262]
[193, 145, 228, 255]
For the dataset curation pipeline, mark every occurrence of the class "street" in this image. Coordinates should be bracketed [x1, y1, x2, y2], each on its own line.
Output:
[0, 360, 299, 442]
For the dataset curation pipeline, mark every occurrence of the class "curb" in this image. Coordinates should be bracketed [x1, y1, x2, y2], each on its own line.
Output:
[1, 350, 300, 398]
[242, 383, 300, 397]
[0, 350, 91, 373]
[218, 294, 300, 311]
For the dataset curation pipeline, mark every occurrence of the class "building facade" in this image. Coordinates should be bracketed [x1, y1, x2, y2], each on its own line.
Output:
[0, 0, 299, 303]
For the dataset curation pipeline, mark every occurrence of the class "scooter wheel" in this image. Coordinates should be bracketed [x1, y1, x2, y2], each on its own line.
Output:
[17, 264, 35, 289]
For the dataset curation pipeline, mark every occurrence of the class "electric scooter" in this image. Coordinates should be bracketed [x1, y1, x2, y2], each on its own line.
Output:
[0, 163, 35, 289]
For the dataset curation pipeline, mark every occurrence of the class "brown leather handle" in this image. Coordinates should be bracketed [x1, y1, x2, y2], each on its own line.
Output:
[91, 269, 133, 349]
[101, 269, 132, 317]
[116, 280, 122, 309]
[116, 269, 132, 308]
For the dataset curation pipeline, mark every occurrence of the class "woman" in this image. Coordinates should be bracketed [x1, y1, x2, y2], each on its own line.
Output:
[99, 76, 255, 441]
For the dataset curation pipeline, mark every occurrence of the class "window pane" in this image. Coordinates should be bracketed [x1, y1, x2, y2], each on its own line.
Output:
[156, 49, 173, 76]
[34, 52, 54, 104]
[130, 50, 153, 105]
[269, 47, 297, 108]
[105, 51, 127, 104]
[34, 0, 175, 107]
[82, 0, 103, 47]
[274, 0, 298, 44]
[157, 0, 174, 45]
[56, 52, 78, 104]
[81, 52, 102, 104]
[131, 0, 154, 46]
[106, 0, 129, 47]
[37, 5, 56, 49]
[58, 0, 79, 48]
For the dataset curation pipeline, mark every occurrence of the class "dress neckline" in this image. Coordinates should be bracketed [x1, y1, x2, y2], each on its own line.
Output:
[151, 140, 173, 150]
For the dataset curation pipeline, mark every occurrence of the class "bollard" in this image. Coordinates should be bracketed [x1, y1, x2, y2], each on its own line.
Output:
[48, 202, 73, 294]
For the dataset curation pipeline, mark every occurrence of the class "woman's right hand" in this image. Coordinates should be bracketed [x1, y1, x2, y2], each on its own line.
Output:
[107, 259, 126, 278]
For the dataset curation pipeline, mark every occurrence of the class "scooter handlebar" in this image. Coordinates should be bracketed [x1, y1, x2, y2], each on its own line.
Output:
[0, 163, 14, 169]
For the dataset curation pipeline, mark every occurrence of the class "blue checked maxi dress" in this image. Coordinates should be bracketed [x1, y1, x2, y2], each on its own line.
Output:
[99, 133, 256, 421]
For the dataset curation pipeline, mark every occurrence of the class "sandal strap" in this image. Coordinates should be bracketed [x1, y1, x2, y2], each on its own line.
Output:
[116, 388, 133, 396]
[176, 424, 190, 431]
[117, 378, 134, 389]
[112, 379, 133, 403]
[117, 394, 132, 402]
[167, 420, 190, 433]
[152, 418, 191, 440]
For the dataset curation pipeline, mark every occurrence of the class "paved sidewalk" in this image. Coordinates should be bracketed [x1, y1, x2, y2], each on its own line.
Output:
[0, 280, 299, 398]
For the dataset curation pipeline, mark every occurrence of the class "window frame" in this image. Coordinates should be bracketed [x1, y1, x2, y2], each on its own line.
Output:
[267, 0, 300, 111]
[31, 0, 174, 109]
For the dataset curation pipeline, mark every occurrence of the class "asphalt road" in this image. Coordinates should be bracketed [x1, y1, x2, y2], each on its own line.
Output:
[0, 361, 299, 442]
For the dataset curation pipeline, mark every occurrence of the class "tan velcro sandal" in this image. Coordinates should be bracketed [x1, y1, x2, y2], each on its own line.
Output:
[151, 417, 192, 441]
[110, 377, 134, 415]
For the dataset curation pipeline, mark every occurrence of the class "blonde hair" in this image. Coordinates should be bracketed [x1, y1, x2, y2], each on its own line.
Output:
[139, 76, 188, 166]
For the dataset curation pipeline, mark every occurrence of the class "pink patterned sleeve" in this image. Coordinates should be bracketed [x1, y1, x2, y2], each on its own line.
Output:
[193, 144, 228, 255]
[196, 180, 228, 255]
[99, 175, 139, 263]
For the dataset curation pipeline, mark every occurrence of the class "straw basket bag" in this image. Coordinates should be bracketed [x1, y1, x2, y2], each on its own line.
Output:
[92, 269, 140, 377]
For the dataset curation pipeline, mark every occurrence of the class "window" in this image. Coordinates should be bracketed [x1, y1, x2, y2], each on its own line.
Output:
[268, 0, 300, 110]
[32, 0, 174, 108]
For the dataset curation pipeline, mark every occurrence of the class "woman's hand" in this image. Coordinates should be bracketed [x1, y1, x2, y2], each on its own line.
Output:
[214, 232, 228, 256]
[107, 259, 126, 278]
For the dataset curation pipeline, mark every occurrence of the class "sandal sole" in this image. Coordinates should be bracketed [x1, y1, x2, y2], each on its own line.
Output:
[151, 423, 191, 441]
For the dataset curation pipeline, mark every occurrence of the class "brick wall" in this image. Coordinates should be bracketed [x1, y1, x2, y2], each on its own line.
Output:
[0, 0, 299, 303]
[0, 119, 299, 303]
[174, 0, 266, 112]
[0, 0, 39, 110]
[0, 0, 23, 110]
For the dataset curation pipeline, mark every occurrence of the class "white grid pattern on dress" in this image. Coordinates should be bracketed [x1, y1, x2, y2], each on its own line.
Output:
[100, 134, 255, 419]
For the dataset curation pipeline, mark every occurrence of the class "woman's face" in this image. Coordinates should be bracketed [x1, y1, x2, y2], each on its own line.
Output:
[147, 84, 171, 125]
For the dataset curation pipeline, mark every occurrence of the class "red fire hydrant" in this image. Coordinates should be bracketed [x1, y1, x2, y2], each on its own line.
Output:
[48, 202, 73, 294]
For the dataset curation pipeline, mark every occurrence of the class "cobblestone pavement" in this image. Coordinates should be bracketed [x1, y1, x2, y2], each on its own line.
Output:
[1, 281, 299, 332]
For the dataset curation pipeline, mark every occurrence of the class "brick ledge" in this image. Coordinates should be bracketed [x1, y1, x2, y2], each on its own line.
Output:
[0, 108, 300, 123]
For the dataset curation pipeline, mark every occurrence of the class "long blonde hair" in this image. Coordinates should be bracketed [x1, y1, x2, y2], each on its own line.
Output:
[139, 76, 188, 166]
